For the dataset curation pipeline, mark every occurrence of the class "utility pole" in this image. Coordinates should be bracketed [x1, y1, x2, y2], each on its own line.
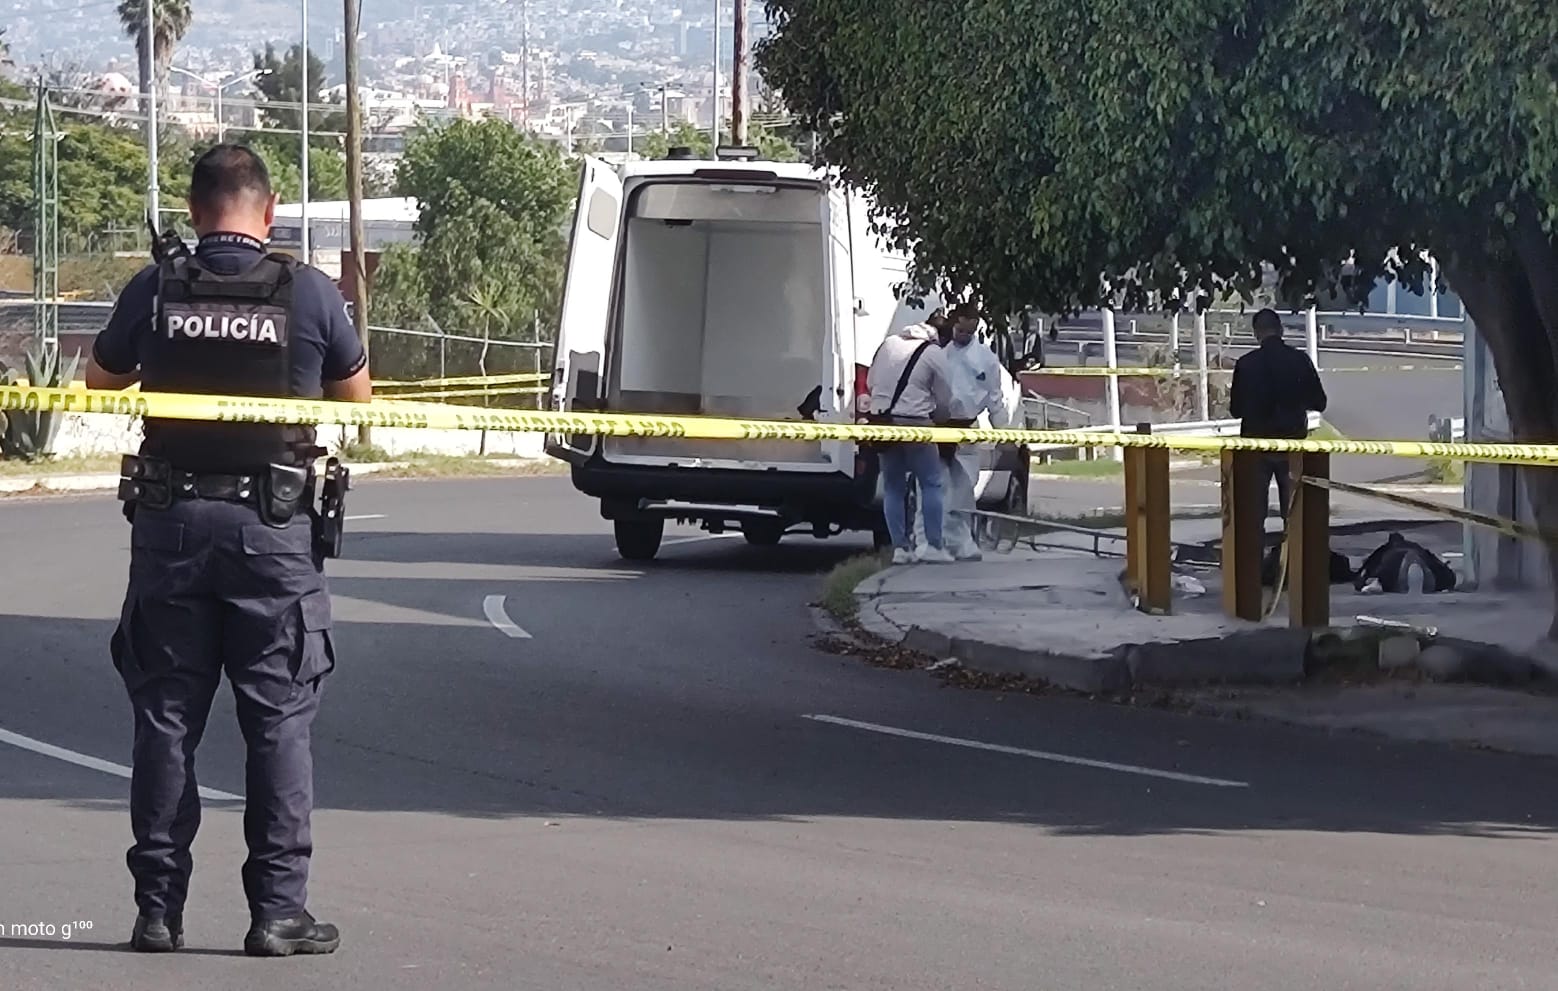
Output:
[731, 0, 748, 145]
[144, 0, 160, 227]
[520, 0, 530, 130]
[344, 0, 371, 444]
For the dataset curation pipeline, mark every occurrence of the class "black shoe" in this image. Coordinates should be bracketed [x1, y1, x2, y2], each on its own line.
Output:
[129, 913, 183, 953]
[243, 912, 340, 957]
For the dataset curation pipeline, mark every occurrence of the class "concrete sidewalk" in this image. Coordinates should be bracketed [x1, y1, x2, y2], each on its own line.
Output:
[852, 525, 1558, 759]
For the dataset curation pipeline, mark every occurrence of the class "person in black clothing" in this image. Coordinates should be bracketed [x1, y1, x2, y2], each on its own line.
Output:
[1229, 308, 1327, 518]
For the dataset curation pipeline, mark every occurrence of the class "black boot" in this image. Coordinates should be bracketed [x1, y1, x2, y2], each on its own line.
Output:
[129, 913, 183, 953]
[243, 912, 341, 957]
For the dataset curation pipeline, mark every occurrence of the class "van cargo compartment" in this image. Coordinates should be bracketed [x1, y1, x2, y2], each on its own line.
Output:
[604, 181, 834, 470]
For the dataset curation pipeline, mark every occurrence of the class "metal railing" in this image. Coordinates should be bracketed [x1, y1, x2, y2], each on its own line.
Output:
[368, 324, 554, 410]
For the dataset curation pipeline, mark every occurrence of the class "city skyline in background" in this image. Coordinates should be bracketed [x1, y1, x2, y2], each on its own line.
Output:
[1, 0, 786, 149]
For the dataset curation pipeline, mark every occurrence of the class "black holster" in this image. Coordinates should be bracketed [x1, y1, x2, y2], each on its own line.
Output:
[312, 458, 351, 566]
[260, 463, 313, 528]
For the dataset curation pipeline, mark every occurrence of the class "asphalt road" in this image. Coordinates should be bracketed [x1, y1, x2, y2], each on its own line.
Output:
[1, 477, 1555, 991]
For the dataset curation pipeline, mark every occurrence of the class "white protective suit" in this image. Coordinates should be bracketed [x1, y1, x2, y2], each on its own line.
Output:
[913, 337, 1010, 558]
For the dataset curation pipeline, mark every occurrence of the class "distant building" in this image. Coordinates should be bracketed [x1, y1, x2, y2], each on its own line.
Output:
[268, 198, 419, 287]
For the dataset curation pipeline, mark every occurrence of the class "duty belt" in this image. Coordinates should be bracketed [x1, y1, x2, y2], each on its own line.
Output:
[118, 454, 314, 529]
[120, 456, 262, 505]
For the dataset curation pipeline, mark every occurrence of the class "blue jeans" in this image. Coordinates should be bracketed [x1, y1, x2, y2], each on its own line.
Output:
[880, 442, 945, 551]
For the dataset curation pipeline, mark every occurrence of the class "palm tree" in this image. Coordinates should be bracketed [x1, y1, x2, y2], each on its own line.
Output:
[115, 0, 193, 102]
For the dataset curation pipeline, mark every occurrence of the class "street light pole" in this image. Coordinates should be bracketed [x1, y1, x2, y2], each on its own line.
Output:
[344, 0, 371, 444]
[170, 66, 268, 145]
[144, 0, 160, 226]
[300, 0, 311, 266]
[711, 0, 720, 148]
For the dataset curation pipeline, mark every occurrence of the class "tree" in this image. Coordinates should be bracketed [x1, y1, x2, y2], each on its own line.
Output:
[633, 120, 800, 162]
[116, 0, 193, 100]
[377, 118, 576, 341]
[251, 44, 347, 137]
[759, 0, 1558, 631]
[234, 131, 348, 201]
[0, 111, 189, 245]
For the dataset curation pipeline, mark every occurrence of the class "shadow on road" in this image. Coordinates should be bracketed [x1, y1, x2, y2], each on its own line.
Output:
[4, 520, 1556, 846]
[343, 529, 870, 576]
[0, 937, 247, 957]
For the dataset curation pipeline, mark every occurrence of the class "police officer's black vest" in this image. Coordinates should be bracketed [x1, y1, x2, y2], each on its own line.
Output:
[141, 247, 317, 473]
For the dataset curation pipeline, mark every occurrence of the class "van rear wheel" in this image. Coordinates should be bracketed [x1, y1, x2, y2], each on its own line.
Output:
[614, 519, 664, 561]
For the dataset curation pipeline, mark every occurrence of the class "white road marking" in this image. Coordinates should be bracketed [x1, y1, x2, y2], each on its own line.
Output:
[0, 727, 243, 801]
[662, 532, 745, 548]
[482, 594, 533, 639]
[345, 514, 386, 521]
[803, 715, 1249, 789]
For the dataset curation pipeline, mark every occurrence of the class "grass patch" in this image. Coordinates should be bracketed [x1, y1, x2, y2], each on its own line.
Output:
[1308, 419, 1349, 442]
[820, 551, 890, 622]
[1424, 457, 1465, 485]
[367, 454, 570, 479]
[338, 441, 394, 463]
[1031, 457, 1124, 478]
[0, 453, 122, 477]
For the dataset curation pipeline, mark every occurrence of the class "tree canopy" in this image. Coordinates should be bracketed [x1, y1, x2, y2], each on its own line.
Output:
[116, 0, 193, 97]
[633, 120, 802, 163]
[758, 0, 1554, 312]
[373, 118, 576, 341]
[758, 0, 1558, 617]
[252, 43, 347, 137]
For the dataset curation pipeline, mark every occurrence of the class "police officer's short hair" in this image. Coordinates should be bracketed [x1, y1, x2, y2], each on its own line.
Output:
[189, 144, 273, 212]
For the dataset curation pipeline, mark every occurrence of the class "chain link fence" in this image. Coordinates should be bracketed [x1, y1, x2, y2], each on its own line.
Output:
[368, 323, 554, 410]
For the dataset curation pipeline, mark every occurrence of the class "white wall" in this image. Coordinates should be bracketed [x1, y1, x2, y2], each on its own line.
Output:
[45, 414, 545, 462]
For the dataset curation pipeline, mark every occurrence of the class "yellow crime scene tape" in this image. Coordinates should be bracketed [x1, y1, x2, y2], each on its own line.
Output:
[1304, 476, 1557, 544]
[6, 383, 1558, 467]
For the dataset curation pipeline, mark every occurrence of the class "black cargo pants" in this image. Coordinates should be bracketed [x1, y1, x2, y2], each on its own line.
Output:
[111, 496, 336, 923]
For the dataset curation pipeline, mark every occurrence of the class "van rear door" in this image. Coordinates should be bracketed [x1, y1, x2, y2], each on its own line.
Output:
[546, 157, 623, 464]
[822, 185, 858, 477]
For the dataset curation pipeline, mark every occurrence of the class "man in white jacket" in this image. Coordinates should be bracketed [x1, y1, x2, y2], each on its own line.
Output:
[865, 322, 958, 564]
[922, 303, 1010, 560]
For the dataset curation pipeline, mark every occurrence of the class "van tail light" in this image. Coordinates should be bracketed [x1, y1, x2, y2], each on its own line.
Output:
[854, 364, 872, 421]
[854, 363, 874, 478]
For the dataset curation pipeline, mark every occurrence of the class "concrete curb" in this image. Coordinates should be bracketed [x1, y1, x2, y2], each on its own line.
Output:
[853, 571, 1308, 694]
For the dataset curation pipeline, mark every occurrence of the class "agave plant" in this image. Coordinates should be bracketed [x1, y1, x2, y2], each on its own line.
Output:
[1, 343, 82, 461]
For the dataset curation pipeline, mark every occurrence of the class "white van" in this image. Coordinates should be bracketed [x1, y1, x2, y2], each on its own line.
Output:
[545, 152, 1030, 561]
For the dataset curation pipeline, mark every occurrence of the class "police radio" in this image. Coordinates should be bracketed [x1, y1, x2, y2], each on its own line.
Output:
[147, 213, 191, 264]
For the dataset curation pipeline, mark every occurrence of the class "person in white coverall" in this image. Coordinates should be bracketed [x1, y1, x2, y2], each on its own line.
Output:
[915, 303, 1010, 560]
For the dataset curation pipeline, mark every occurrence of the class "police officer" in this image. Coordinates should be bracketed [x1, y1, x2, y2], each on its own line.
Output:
[85, 144, 371, 956]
